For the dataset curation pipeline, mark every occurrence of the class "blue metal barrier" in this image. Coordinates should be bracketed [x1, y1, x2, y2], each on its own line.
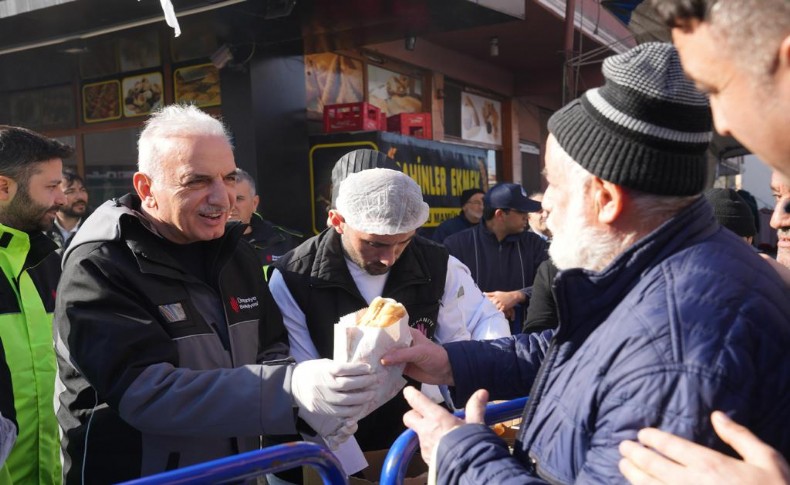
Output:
[379, 396, 529, 485]
[121, 441, 348, 485]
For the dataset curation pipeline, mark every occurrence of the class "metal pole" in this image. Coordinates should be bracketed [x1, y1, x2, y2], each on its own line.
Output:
[563, 0, 578, 105]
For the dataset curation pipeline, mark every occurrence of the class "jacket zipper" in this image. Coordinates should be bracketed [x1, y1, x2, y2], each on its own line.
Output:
[519, 335, 560, 475]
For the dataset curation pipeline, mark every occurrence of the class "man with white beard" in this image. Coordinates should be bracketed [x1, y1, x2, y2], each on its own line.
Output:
[382, 42, 790, 483]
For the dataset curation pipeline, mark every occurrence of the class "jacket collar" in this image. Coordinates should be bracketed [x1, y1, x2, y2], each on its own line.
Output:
[0, 224, 58, 278]
[478, 219, 523, 244]
[310, 229, 432, 295]
[554, 196, 715, 337]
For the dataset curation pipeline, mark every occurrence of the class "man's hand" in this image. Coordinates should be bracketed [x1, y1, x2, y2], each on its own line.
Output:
[619, 411, 790, 485]
[484, 290, 524, 313]
[291, 359, 377, 446]
[402, 386, 488, 465]
[381, 328, 454, 385]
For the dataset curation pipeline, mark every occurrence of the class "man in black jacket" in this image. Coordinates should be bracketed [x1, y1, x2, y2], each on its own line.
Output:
[229, 168, 303, 275]
[53, 105, 381, 483]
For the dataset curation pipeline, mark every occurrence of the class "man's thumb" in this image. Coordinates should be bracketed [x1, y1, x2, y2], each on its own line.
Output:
[465, 389, 489, 424]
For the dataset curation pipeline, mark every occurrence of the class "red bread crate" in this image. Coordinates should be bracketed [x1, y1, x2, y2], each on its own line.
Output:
[378, 111, 387, 131]
[323, 102, 381, 133]
[387, 113, 432, 139]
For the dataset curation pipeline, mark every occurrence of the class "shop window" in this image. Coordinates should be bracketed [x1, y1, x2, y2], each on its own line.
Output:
[79, 38, 120, 79]
[2, 85, 76, 131]
[83, 128, 138, 204]
[171, 19, 218, 63]
[118, 30, 161, 72]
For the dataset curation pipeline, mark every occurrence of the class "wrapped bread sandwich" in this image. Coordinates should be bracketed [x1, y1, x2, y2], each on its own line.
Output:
[334, 297, 412, 420]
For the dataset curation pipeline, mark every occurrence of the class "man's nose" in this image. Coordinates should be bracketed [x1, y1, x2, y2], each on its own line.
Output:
[207, 178, 232, 206]
[770, 198, 790, 229]
[377, 247, 398, 267]
[54, 188, 67, 206]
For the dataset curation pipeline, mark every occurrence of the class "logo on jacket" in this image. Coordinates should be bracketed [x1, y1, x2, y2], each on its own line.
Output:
[229, 295, 259, 313]
[411, 317, 436, 339]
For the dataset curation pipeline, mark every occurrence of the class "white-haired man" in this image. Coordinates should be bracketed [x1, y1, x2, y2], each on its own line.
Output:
[269, 167, 509, 472]
[383, 43, 790, 483]
[54, 105, 381, 483]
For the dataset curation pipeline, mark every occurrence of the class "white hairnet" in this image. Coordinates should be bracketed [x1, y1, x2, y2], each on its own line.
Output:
[335, 168, 429, 235]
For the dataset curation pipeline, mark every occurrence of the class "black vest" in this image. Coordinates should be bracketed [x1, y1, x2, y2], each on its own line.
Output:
[275, 229, 448, 450]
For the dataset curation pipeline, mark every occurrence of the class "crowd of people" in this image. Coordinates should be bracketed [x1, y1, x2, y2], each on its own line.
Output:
[0, 0, 787, 484]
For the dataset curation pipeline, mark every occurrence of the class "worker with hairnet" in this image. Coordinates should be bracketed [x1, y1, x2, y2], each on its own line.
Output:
[269, 168, 509, 474]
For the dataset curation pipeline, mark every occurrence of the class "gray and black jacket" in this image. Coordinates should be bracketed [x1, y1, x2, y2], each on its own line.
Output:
[54, 194, 296, 484]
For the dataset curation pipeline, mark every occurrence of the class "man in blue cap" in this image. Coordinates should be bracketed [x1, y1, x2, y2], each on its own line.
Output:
[444, 183, 547, 331]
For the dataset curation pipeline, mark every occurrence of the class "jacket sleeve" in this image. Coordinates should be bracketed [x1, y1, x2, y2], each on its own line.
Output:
[57, 244, 298, 438]
[437, 256, 510, 343]
[523, 260, 559, 333]
[445, 330, 552, 405]
[435, 424, 548, 484]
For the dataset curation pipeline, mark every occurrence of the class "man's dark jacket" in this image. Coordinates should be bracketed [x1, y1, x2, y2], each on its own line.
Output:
[54, 194, 295, 484]
[275, 228, 447, 450]
[435, 198, 790, 483]
[444, 222, 547, 296]
[432, 213, 475, 243]
[243, 213, 303, 270]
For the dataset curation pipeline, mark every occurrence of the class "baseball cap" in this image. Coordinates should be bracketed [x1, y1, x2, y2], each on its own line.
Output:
[484, 183, 542, 213]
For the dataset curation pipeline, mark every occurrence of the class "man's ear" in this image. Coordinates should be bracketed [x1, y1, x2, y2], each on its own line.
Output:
[252, 195, 260, 212]
[593, 178, 624, 224]
[327, 209, 345, 233]
[133, 172, 156, 209]
[0, 176, 16, 203]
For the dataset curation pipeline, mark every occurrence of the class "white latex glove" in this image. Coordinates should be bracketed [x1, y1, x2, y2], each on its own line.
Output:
[292, 359, 377, 442]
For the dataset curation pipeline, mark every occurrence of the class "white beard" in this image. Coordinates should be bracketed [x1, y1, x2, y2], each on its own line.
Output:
[548, 193, 624, 272]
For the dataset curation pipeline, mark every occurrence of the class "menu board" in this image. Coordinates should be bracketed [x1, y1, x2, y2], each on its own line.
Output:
[122, 72, 163, 117]
[174, 64, 221, 107]
[82, 80, 122, 123]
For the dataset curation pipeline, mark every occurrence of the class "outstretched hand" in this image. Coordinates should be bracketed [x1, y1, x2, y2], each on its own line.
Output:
[381, 328, 454, 385]
[402, 386, 489, 465]
[619, 411, 790, 485]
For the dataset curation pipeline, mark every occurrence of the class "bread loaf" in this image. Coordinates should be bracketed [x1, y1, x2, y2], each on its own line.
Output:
[357, 297, 406, 328]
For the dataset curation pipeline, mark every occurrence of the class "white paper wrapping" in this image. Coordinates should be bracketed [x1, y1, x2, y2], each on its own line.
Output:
[333, 306, 411, 420]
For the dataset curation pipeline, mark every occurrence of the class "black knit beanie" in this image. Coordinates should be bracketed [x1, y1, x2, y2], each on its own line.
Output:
[460, 188, 484, 206]
[704, 188, 757, 238]
[548, 42, 713, 196]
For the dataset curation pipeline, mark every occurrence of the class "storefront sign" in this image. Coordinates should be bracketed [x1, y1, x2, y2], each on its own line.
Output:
[309, 131, 489, 234]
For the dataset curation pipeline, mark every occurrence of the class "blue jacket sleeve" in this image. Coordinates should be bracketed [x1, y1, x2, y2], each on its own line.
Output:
[445, 330, 552, 406]
[435, 424, 547, 484]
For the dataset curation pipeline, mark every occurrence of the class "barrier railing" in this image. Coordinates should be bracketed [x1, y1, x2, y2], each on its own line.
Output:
[120, 441, 348, 485]
[379, 396, 529, 485]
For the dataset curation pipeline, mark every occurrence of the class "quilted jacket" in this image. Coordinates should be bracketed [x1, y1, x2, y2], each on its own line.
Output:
[438, 197, 790, 484]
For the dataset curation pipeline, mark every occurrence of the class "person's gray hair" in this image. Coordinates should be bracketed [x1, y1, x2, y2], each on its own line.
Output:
[137, 104, 233, 182]
[651, 0, 790, 77]
[235, 168, 257, 196]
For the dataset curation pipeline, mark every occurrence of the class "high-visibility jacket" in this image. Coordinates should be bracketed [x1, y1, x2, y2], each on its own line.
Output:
[0, 224, 61, 485]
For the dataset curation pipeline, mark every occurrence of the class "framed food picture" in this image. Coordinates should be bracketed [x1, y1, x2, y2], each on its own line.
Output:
[82, 80, 122, 123]
[304, 53, 363, 119]
[461, 92, 502, 146]
[122, 73, 163, 118]
[367, 64, 423, 117]
[174, 64, 221, 107]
